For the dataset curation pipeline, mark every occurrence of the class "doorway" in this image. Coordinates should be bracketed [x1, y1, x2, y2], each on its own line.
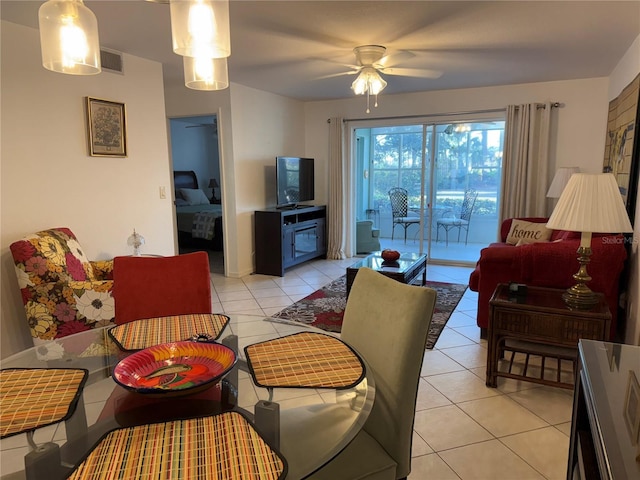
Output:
[354, 118, 505, 265]
[169, 114, 224, 274]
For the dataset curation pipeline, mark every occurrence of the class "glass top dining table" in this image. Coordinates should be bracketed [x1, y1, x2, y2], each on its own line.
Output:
[0, 314, 374, 480]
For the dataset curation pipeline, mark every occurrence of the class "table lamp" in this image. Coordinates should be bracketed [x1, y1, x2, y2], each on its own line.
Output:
[546, 167, 580, 198]
[208, 178, 219, 203]
[127, 229, 145, 256]
[546, 173, 632, 309]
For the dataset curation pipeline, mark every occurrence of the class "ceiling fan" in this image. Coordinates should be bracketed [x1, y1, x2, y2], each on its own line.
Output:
[185, 119, 218, 134]
[326, 45, 443, 113]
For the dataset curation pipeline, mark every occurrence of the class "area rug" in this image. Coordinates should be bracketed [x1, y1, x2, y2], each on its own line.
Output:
[272, 275, 468, 349]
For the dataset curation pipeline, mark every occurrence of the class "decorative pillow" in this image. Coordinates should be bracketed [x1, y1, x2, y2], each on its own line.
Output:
[179, 188, 210, 205]
[515, 238, 549, 246]
[506, 219, 552, 245]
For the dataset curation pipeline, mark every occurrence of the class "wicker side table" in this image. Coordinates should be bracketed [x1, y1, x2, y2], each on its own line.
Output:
[486, 284, 611, 389]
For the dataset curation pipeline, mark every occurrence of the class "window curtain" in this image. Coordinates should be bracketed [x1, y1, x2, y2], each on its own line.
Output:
[327, 117, 346, 259]
[500, 102, 552, 221]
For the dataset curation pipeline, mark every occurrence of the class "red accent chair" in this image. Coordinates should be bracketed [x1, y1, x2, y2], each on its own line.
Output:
[469, 218, 627, 340]
[113, 252, 212, 325]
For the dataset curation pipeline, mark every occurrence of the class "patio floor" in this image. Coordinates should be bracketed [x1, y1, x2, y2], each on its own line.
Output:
[378, 236, 484, 266]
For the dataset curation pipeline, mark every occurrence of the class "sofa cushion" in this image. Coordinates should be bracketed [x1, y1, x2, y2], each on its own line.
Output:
[506, 219, 552, 245]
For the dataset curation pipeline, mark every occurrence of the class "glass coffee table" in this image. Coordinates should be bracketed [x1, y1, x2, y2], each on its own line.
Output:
[346, 251, 427, 296]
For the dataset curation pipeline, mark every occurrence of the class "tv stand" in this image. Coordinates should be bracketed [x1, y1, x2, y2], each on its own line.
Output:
[276, 204, 314, 211]
[255, 205, 327, 276]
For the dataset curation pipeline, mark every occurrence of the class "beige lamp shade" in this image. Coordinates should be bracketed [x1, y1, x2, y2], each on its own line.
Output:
[546, 167, 580, 198]
[184, 56, 229, 90]
[170, 0, 231, 58]
[38, 0, 101, 75]
[547, 173, 632, 309]
[546, 173, 632, 234]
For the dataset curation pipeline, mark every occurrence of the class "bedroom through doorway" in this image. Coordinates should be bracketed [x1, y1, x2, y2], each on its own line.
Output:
[169, 114, 224, 275]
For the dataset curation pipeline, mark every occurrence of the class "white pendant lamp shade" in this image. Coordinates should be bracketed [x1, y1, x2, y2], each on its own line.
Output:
[170, 0, 231, 58]
[184, 56, 229, 90]
[38, 0, 101, 75]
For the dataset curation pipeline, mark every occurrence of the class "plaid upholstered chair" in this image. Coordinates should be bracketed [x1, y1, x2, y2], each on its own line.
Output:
[10, 228, 115, 345]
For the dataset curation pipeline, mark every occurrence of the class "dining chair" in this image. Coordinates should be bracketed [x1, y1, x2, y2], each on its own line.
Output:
[388, 187, 420, 243]
[308, 267, 436, 480]
[436, 188, 478, 246]
[112, 251, 212, 325]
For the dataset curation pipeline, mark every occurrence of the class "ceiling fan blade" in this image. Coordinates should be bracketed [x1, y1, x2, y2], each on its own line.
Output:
[377, 50, 416, 68]
[308, 56, 361, 70]
[381, 67, 443, 79]
[316, 70, 360, 80]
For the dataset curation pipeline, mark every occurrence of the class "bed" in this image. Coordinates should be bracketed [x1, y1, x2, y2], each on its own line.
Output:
[174, 170, 223, 251]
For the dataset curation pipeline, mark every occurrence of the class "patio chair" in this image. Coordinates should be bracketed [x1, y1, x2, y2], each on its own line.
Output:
[436, 188, 478, 246]
[388, 187, 420, 243]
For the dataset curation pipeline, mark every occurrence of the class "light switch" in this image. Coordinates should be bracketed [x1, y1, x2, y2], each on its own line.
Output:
[159, 186, 166, 199]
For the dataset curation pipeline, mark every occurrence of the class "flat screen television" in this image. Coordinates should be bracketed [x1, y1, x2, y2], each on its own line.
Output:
[276, 156, 314, 208]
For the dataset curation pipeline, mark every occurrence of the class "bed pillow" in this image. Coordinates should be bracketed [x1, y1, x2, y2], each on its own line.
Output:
[506, 219, 552, 245]
[179, 188, 210, 205]
[175, 198, 189, 206]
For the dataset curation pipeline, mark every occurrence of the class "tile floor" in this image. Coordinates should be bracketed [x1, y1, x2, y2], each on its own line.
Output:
[206, 257, 572, 480]
[212, 259, 572, 480]
[0, 257, 573, 480]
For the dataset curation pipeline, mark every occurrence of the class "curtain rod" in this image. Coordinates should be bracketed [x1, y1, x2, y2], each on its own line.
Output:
[327, 102, 562, 123]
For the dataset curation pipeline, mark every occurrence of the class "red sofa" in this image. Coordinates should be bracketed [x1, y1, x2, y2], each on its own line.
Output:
[469, 218, 627, 340]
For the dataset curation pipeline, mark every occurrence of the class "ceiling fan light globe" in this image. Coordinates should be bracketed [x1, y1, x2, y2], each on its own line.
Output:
[369, 73, 387, 95]
[351, 72, 367, 95]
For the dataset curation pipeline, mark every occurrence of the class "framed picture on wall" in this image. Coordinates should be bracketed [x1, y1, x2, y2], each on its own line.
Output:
[603, 74, 640, 224]
[86, 97, 127, 157]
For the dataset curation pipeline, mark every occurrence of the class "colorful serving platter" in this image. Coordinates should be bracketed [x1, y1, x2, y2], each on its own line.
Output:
[113, 341, 236, 397]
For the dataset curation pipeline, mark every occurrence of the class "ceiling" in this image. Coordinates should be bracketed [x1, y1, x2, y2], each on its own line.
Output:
[2, 1, 639, 101]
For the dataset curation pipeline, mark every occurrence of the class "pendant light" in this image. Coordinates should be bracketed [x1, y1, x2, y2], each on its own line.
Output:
[38, 0, 101, 75]
[183, 56, 229, 90]
[170, 0, 231, 59]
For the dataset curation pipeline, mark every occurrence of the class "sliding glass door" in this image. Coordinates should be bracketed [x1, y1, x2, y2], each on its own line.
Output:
[354, 118, 505, 265]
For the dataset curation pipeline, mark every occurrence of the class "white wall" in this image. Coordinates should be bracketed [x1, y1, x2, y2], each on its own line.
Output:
[609, 35, 640, 346]
[304, 77, 612, 257]
[228, 84, 306, 276]
[305, 77, 611, 181]
[164, 83, 306, 277]
[1, 21, 176, 358]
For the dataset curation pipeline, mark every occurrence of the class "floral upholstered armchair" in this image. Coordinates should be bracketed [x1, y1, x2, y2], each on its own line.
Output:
[10, 228, 115, 345]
